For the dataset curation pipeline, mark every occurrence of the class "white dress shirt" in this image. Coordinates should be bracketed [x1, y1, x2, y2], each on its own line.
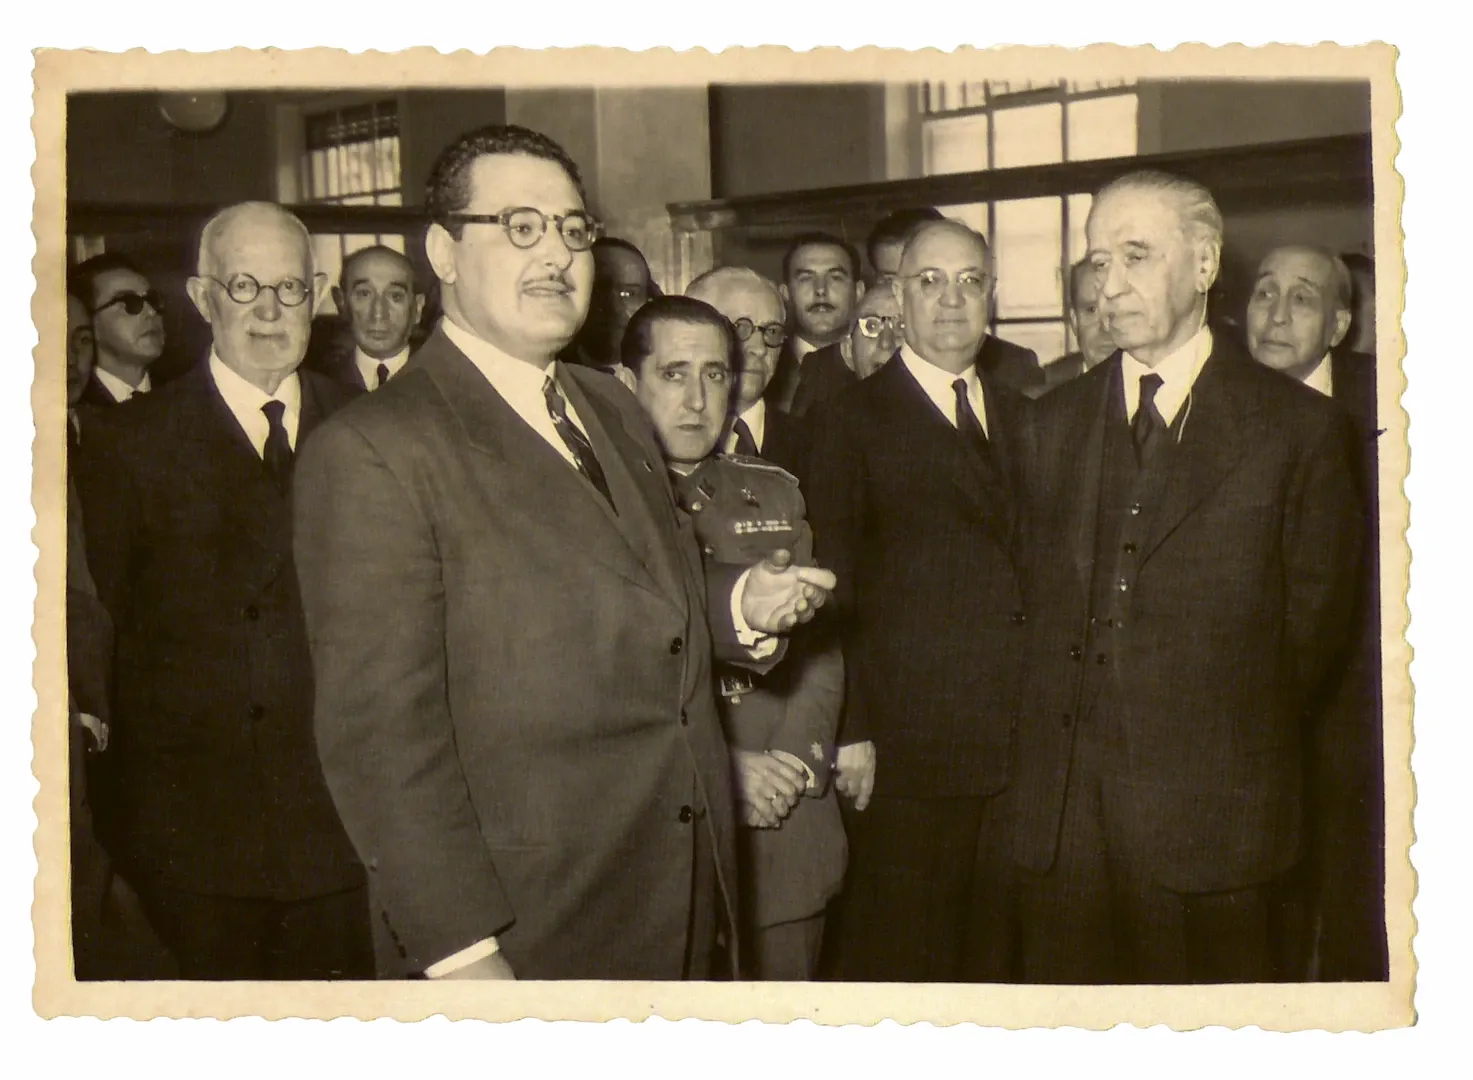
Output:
[355, 346, 411, 391]
[426, 316, 770, 979]
[209, 352, 301, 455]
[1302, 353, 1335, 398]
[898, 343, 989, 437]
[1120, 324, 1214, 424]
[95, 367, 152, 403]
[725, 398, 767, 455]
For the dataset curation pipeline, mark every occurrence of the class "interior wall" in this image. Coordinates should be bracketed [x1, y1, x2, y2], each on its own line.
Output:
[1139, 78, 1373, 156]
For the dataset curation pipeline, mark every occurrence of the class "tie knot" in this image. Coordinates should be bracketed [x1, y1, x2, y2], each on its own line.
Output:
[543, 375, 567, 419]
[1139, 372, 1164, 409]
[952, 378, 969, 397]
[262, 400, 286, 426]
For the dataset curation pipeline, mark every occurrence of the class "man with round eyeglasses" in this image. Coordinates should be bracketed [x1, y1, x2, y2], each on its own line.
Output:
[844, 287, 905, 381]
[74, 201, 372, 980]
[293, 124, 836, 983]
[70, 252, 167, 406]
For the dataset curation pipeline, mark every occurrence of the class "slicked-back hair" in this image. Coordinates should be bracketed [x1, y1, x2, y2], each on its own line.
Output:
[70, 251, 148, 311]
[340, 244, 423, 294]
[1094, 169, 1224, 252]
[426, 124, 589, 241]
[866, 207, 945, 269]
[620, 294, 737, 376]
[685, 265, 787, 323]
[781, 232, 861, 285]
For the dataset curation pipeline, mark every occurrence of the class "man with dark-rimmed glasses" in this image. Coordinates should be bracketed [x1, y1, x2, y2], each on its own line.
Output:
[293, 124, 836, 982]
[70, 252, 166, 406]
[74, 201, 372, 980]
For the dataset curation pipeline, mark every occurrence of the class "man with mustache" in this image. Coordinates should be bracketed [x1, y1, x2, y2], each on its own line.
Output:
[75, 201, 372, 979]
[71, 252, 167, 406]
[293, 124, 836, 981]
[328, 244, 426, 392]
[767, 233, 864, 419]
[1010, 172, 1364, 983]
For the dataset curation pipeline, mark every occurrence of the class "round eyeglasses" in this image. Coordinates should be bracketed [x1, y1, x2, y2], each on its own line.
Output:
[444, 207, 603, 252]
[856, 315, 903, 338]
[731, 318, 786, 348]
[208, 274, 312, 308]
[903, 269, 991, 300]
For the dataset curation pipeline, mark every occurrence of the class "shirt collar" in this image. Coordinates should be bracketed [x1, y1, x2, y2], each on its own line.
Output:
[1120, 324, 1214, 424]
[208, 350, 301, 418]
[738, 398, 766, 445]
[355, 345, 411, 382]
[899, 342, 980, 400]
[1302, 353, 1334, 398]
[441, 315, 556, 393]
[94, 366, 149, 402]
[791, 336, 821, 364]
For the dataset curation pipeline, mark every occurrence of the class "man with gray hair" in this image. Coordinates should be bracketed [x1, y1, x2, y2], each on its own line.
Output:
[76, 201, 372, 979]
[1009, 171, 1366, 983]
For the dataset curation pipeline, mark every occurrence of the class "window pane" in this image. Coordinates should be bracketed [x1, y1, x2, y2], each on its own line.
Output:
[380, 234, 407, 254]
[994, 321, 1067, 368]
[993, 197, 1063, 319]
[993, 103, 1063, 169]
[923, 114, 990, 175]
[378, 191, 404, 207]
[937, 202, 988, 237]
[1067, 192, 1093, 266]
[311, 235, 345, 314]
[309, 149, 328, 200]
[344, 234, 377, 256]
[325, 146, 341, 198]
[1066, 93, 1138, 161]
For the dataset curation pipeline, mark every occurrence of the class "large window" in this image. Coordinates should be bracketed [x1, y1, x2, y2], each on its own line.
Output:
[922, 80, 1138, 363]
[297, 99, 407, 314]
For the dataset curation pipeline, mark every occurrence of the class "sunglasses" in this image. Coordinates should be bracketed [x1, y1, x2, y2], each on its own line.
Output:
[94, 290, 164, 317]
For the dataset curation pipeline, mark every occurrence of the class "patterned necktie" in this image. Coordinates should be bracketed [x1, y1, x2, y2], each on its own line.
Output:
[543, 375, 615, 511]
[376, 362, 391, 390]
[952, 377, 991, 460]
[1132, 372, 1168, 465]
[261, 400, 293, 491]
[730, 417, 759, 458]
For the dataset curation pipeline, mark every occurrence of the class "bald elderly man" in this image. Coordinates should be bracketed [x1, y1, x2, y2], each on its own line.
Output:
[843, 284, 904, 381]
[76, 201, 372, 980]
[329, 244, 427, 392]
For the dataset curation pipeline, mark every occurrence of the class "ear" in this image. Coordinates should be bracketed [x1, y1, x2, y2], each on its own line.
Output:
[855, 279, 866, 304]
[425, 223, 458, 286]
[1330, 308, 1352, 350]
[330, 285, 345, 313]
[889, 277, 904, 308]
[310, 273, 331, 314]
[412, 293, 427, 326]
[614, 364, 637, 395]
[778, 283, 791, 309]
[185, 277, 213, 325]
[839, 335, 855, 373]
[1197, 237, 1222, 294]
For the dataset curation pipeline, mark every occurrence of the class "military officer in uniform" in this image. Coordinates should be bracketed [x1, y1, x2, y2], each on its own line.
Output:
[620, 294, 847, 981]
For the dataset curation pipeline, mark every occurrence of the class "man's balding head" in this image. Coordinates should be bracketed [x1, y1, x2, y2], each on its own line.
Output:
[334, 245, 425, 360]
[848, 279, 903, 379]
[186, 201, 326, 392]
[687, 266, 786, 410]
[893, 219, 993, 374]
[1245, 244, 1352, 382]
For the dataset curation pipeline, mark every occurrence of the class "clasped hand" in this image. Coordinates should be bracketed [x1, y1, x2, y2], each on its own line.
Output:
[740, 549, 836, 634]
[734, 748, 807, 828]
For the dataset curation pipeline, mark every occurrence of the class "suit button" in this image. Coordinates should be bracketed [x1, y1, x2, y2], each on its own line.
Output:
[679, 709, 689, 727]
[1061, 714, 1073, 728]
[1096, 653, 1107, 665]
[1123, 542, 1138, 554]
[1010, 611, 1026, 625]
[670, 637, 683, 655]
[678, 805, 694, 823]
[243, 604, 260, 621]
[1069, 645, 1082, 661]
[248, 703, 265, 721]
[1117, 578, 1129, 592]
[1129, 503, 1142, 516]
[690, 501, 704, 512]
[702, 545, 715, 557]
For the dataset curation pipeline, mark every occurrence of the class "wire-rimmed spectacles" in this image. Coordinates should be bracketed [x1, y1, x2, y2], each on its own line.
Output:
[902, 269, 991, 299]
[443, 207, 603, 252]
[731, 318, 786, 348]
[207, 274, 313, 308]
[856, 314, 903, 338]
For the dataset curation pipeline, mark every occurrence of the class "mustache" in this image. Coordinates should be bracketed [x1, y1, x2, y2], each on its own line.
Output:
[524, 272, 573, 290]
[805, 302, 836, 312]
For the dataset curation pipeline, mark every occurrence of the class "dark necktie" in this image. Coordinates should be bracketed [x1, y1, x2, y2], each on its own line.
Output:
[952, 377, 991, 460]
[376, 362, 391, 390]
[261, 400, 293, 491]
[543, 375, 615, 511]
[1131, 372, 1168, 465]
[730, 417, 759, 458]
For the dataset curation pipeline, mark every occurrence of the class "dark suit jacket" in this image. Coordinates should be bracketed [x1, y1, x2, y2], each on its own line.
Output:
[79, 372, 128, 409]
[977, 334, 1044, 398]
[767, 340, 858, 419]
[75, 363, 366, 902]
[1011, 342, 1364, 894]
[293, 327, 781, 980]
[803, 354, 1029, 799]
[760, 405, 808, 477]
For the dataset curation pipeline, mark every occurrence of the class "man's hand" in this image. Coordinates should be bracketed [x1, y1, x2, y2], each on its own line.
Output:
[834, 741, 877, 811]
[732, 748, 805, 825]
[437, 951, 516, 980]
[741, 799, 782, 829]
[740, 549, 837, 634]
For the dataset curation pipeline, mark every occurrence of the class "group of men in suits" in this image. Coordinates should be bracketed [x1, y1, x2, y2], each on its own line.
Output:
[65, 117, 1385, 986]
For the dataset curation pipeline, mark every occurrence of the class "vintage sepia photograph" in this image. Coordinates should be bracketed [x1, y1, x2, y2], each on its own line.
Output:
[30, 42, 1411, 1030]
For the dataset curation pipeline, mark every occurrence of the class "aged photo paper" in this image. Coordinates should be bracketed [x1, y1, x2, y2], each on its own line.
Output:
[31, 41, 1412, 1030]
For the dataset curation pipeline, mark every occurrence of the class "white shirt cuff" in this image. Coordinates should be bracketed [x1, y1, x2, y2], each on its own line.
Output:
[731, 568, 779, 659]
[424, 936, 499, 978]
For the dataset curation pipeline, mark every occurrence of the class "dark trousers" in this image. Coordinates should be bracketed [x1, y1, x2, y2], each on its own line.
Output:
[136, 883, 375, 981]
[751, 914, 825, 981]
[824, 794, 1013, 982]
[1015, 710, 1300, 984]
[684, 810, 723, 980]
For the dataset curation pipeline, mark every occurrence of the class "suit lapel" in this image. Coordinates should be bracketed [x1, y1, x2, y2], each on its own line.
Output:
[1069, 359, 1116, 594]
[1140, 350, 1249, 562]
